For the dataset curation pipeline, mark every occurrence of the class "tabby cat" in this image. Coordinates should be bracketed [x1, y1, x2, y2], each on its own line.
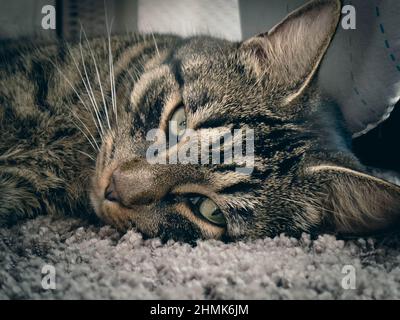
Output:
[1, 0, 399, 242]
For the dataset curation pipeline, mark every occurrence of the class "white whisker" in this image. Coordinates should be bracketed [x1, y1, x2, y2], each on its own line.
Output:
[81, 25, 111, 131]
[79, 28, 105, 138]
[77, 149, 96, 162]
[71, 112, 100, 152]
[47, 58, 100, 151]
[151, 32, 160, 58]
[65, 43, 103, 139]
[105, 4, 118, 130]
[72, 123, 99, 153]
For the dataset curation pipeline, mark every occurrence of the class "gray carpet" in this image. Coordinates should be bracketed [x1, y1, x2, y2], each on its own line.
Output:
[1, 214, 400, 299]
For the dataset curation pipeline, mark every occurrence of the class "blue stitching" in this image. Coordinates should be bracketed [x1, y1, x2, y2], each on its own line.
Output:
[376, 6, 400, 72]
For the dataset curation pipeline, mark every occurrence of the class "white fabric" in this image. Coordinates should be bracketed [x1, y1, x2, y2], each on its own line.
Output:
[319, 0, 400, 136]
[137, 0, 242, 41]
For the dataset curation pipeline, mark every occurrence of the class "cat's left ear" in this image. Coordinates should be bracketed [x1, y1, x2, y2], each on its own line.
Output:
[240, 0, 341, 102]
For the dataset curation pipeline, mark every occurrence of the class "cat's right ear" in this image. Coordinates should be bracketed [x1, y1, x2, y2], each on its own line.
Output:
[239, 0, 341, 104]
[305, 165, 400, 235]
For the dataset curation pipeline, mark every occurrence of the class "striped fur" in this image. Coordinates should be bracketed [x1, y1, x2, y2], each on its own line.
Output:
[1, 0, 399, 242]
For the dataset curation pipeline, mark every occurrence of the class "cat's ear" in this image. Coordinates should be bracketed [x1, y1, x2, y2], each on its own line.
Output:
[240, 0, 341, 103]
[305, 165, 400, 235]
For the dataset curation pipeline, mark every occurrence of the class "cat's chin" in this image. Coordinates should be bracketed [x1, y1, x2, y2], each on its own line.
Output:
[97, 200, 135, 231]
[93, 198, 159, 238]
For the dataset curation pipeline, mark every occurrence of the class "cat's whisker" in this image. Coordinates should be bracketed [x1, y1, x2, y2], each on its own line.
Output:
[47, 58, 101, 150]
[71, 119, 99, 153]
[105, 6, 118, 130]
[80, 24, 112, 131]
[65, 43, 104, 140]
[77, 149, 96, 162]
[79, 28, 106, 138]
[151, 32, 160, 58]
[78, 36, 105, 140]
[70, 112, 100, 152]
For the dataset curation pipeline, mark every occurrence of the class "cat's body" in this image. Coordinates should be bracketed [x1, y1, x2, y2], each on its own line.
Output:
[1, 0, 400, 242]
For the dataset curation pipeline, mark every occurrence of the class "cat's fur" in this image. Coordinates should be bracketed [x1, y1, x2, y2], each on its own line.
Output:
[1, 0, 399, 242]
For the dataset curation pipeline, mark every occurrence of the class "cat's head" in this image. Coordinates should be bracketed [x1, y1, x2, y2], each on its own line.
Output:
[90, 0, 400, 242]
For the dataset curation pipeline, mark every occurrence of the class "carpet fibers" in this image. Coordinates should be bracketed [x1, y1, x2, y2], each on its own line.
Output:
[1, 215, 400, 299]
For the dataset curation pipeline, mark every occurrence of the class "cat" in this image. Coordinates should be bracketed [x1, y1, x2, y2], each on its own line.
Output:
[1, 0, 399, 243]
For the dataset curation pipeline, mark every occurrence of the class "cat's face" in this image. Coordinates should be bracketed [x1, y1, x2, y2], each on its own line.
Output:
[90, 0, 400, 242]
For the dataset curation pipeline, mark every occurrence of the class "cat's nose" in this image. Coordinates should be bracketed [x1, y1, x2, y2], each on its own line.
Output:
[105, 160, 170, 206]
[104, 177, 119, 202]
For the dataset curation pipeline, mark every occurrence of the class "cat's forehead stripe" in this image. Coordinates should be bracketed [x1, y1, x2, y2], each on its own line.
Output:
[129, 65, 176, 110]
[113, 41, 154, 83]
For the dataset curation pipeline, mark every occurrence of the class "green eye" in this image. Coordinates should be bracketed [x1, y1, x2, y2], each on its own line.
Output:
[170, 106, 187, 138]
[189, 197, 226, 226]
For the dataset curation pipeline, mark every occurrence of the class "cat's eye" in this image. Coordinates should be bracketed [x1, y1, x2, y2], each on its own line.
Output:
[189, 196, 226, 226]
[169, 106, 187, 138]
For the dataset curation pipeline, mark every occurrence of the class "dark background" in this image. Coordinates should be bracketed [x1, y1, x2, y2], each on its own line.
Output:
[353, 102, 400, 172]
